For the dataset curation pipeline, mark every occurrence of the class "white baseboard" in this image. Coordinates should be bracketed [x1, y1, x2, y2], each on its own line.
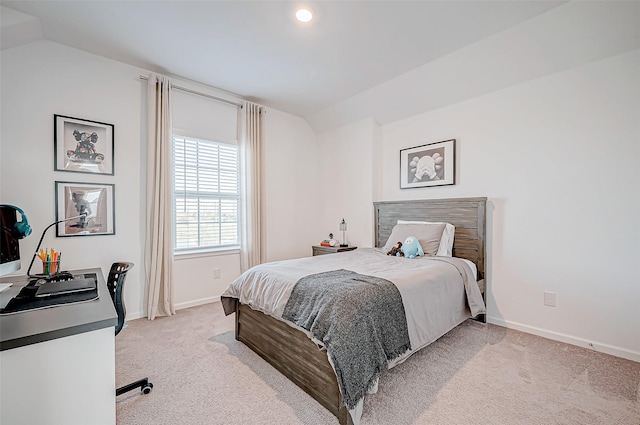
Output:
[122, 298, 221, 322]
[487, 316, 640, 363]
[174, 296, 220, 311]
[126, 311, 145, 321]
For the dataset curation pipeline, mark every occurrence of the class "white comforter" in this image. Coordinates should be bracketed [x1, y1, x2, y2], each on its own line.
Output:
[221, 248, 486, 424]
[223, 248, 485, 351]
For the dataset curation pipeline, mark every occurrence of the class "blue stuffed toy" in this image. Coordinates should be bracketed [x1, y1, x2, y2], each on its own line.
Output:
[401, 236, 424, 259]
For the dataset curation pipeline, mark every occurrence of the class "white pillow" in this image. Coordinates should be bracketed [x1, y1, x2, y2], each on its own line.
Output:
[383, 222, 447, 256]
[396, 220, 455, 256]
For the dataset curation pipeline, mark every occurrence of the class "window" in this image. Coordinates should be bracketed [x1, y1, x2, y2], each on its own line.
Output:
[173, 135, 239, 251]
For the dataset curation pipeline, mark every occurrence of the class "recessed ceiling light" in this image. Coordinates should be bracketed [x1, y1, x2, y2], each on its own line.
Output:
[296, 9, 313, 23]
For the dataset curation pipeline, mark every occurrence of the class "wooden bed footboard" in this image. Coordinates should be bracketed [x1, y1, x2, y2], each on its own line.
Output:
[235, 302, 354, 425]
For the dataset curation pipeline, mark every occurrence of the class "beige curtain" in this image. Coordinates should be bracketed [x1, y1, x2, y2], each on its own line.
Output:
[240, 102, 266, 272]
[145, 73, 175, 320]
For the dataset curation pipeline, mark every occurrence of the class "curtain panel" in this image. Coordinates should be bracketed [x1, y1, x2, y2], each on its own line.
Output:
[240, 102, 266, 272]
[145, 73, 175, 320]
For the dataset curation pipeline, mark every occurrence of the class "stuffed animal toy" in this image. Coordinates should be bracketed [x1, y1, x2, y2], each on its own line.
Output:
[386, 241, 404, 257]
[401, 236, 424, 259]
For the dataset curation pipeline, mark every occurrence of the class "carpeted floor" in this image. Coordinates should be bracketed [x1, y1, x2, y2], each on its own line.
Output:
[115, 302, 640, 425]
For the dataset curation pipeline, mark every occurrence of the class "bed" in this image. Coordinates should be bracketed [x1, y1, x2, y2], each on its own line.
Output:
[221, 197, 487, 425]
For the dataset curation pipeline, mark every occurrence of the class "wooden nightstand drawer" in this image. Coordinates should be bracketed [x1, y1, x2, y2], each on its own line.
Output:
[312, 245, 357, 256]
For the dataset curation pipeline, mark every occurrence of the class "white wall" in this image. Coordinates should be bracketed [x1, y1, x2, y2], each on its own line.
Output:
[0, 40, 320, 317]
[379, 49, 639, 361]
[317, 118, 380, 248]
[263, 108, 320, 261]
[172, 251, 241, 310]
[1, 40, 147, 315]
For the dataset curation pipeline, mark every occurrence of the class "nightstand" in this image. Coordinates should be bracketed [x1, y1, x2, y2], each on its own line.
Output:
[312, 245, 357, 256]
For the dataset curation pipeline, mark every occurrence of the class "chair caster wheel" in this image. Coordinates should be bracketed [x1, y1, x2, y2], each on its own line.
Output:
[142, 383, 153, 394]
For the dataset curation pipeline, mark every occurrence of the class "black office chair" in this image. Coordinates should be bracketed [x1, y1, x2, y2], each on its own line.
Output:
[107, 262, 154, 396]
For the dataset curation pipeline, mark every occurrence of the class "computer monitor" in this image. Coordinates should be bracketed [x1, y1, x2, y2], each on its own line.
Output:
[0, 206, 22, 276]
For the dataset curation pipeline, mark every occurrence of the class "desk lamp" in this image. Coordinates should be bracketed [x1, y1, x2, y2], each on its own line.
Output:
[27, 214, 85, 278]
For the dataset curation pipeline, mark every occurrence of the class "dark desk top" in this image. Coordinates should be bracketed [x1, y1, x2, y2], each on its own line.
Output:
[0, 268, 117, 351]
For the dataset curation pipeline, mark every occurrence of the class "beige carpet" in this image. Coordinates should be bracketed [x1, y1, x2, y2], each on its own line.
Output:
[116, 302, 640, 425]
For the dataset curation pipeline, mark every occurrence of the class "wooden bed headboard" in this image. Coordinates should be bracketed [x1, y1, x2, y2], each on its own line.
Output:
[373, 197, 487, 280]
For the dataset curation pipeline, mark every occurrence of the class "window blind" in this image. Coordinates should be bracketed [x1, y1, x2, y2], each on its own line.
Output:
[173, 136, 239, 250]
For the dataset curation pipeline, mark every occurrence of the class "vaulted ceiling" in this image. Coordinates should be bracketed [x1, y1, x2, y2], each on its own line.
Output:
[2, 1, 637, 132]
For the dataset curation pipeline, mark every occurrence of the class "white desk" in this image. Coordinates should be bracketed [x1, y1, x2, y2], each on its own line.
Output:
[0, 268, 117, 425]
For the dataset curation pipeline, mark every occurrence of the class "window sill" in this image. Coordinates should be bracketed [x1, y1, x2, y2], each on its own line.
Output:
[174, 246, 241, 260]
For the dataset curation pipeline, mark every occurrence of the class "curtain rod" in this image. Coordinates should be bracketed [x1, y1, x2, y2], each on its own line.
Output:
[139, 74, 243, 108]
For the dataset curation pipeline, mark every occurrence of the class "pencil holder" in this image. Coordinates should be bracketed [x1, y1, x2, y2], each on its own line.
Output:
[42, 259, 61, 276]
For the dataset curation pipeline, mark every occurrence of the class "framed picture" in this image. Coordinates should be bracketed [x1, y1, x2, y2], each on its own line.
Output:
[400, 139, 456, 189]
[55, 181, 115, 237]
[54, 114, 114, 175]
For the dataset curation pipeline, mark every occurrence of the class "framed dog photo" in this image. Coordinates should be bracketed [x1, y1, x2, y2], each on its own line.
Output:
[54, 114, 114, 175]
[55, 181, 115, 237]
[400, 139, 455, 189]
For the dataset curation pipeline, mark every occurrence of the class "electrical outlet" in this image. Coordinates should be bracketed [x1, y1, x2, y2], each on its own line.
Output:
[213, 268, 221, 279]
[543, 291, 556, 307]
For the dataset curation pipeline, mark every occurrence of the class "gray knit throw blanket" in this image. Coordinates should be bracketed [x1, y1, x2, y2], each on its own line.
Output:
[282, 269, 411, 410]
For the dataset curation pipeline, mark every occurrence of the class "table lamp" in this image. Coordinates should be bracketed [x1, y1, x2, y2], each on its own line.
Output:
[339, 218, 348, 247]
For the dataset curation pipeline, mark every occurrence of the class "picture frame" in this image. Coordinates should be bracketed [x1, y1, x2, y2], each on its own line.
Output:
[54, 114, 114, 175]
[55, 181, 115, 237]
[400, 139, 456, 189]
